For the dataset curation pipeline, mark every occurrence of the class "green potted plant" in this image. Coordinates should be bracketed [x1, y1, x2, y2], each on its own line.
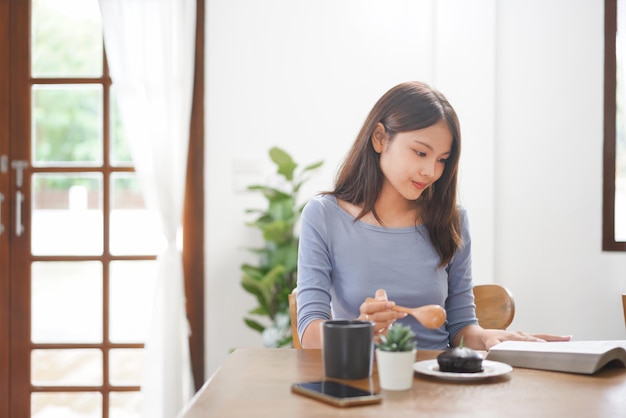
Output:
[240, 147, 323, 347]
[375, 323, 417, 390]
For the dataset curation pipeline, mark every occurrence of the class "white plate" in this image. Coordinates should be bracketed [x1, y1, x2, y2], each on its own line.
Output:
[413, 359, 512, 381]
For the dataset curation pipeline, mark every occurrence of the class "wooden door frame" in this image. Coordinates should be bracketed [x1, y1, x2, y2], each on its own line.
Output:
[0, 0, 11, 416]
[9, 1, 31, 418]
[9, 0, 32, 416]
[3, 0, 205, 413]
[184, 0, 206, 391]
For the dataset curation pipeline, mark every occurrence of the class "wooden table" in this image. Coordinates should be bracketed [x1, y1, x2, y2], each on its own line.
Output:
[179, 348, 626, 418]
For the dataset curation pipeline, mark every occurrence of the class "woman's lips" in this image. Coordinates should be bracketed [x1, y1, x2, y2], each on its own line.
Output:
[412, 181, 427, 190]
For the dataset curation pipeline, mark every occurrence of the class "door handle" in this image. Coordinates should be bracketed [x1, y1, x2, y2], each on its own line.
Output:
[11, 160, 28, 187]
[16, 190, 24, 236]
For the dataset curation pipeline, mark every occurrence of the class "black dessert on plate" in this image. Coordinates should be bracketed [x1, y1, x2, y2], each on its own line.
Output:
[437, 344, 484, 373]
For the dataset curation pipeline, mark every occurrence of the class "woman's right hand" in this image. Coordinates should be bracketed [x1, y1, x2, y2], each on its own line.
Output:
[358, 288, 407, 335]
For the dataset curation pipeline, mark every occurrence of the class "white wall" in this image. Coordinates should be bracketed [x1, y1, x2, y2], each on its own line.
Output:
[495, 0, 626, 339]
[205, 0, 626, 378]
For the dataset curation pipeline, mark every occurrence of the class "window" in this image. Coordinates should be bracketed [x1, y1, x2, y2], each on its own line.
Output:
[603, 0, 626, 250]
[28, 1, 155, 416]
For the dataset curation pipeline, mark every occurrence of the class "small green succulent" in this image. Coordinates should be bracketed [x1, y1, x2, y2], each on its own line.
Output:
[375, 323, 417, 352]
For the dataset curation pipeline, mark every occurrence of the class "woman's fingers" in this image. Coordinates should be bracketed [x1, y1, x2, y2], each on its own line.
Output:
[374, 288, 388, 301]
[483, 330, 572, 350]
[359, 300, 395, 320]
[531, 333, 572, 342]
[359, 289, 406, 335]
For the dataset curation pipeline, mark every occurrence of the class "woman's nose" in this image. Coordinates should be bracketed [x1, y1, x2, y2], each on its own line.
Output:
[420, 162, 435, 178]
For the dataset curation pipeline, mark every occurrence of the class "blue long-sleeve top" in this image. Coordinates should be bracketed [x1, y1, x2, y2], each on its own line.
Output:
[296, 194, 478, 349]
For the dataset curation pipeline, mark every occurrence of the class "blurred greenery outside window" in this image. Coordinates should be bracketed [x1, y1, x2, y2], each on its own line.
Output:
[31, 0, 133, 196]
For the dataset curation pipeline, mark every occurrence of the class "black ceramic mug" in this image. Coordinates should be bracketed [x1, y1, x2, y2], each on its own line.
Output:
[322, 320, 374, 379]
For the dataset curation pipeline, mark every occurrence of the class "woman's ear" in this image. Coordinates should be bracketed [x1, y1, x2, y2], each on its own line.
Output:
[371, 122, 387, 153]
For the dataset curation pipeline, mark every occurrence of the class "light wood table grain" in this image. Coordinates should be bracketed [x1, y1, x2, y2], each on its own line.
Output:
[179, 348, 626, 418]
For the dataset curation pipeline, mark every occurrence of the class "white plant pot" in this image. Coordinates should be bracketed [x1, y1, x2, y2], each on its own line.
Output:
[375, 349, 416, 391]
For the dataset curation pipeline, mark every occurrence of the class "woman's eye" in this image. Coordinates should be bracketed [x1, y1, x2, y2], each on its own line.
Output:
[438, 158, 448, 164]
[415, 151, 426, 157]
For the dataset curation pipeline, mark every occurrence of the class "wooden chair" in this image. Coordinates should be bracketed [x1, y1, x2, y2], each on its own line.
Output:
[289, 283, 516, 348]
[288, 289, 302, 348]
[472, 283, 515, 330]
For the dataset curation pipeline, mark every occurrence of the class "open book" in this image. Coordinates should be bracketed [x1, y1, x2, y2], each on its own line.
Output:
[485, 340, 626, 374]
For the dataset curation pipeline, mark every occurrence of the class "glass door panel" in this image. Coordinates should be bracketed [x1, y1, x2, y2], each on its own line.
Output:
[109, 260, 157, 343]
[109, 348, 144, 386]
[25, 0, 148, 408]
[31, 392, 102, 418]
[32, 85, 103, 166]
[109, 392, 142, 418]
[31, 349, 103, 386]
[31, 0, 103, 78]
[31, 174, 103, 255]
[110, 87, 132, 167]
[31, 261, 103, 343]
[110, 173, 164, 255]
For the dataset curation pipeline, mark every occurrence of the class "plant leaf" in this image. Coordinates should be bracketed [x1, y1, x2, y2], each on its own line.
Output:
[248, 306, 268, 315]
[301, 160, 324, 172]
[240, 264, 265, 280]
[270, 147, 297, 181]
[244, 318, 265, 333]
[241, 271, 272, 314]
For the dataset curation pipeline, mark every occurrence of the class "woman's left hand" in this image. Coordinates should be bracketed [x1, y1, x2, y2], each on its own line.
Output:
[480, 329, 572, 350]
[455, 325, 572, 350]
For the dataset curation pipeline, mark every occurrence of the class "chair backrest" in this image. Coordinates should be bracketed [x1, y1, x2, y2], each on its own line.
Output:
[622, 294, 626, 327]
[288, 283, 516, 348]
[288, 290, 301, 348]
[472, 283, 515, 330]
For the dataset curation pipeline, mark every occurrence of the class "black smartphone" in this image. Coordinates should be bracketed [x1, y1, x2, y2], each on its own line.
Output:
[291, 380, 382, 407]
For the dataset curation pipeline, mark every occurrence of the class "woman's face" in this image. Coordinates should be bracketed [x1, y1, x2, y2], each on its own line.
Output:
[373, 119, 453, 202]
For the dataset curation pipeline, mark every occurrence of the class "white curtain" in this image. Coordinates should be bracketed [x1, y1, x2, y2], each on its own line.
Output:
[98, 0, 197, 417]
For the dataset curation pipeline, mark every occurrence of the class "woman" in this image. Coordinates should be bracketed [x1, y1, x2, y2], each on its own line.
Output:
[296, 81, 569, 350]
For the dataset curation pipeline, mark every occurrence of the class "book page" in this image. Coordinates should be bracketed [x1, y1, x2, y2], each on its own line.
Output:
[490, 340, 626, 355]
